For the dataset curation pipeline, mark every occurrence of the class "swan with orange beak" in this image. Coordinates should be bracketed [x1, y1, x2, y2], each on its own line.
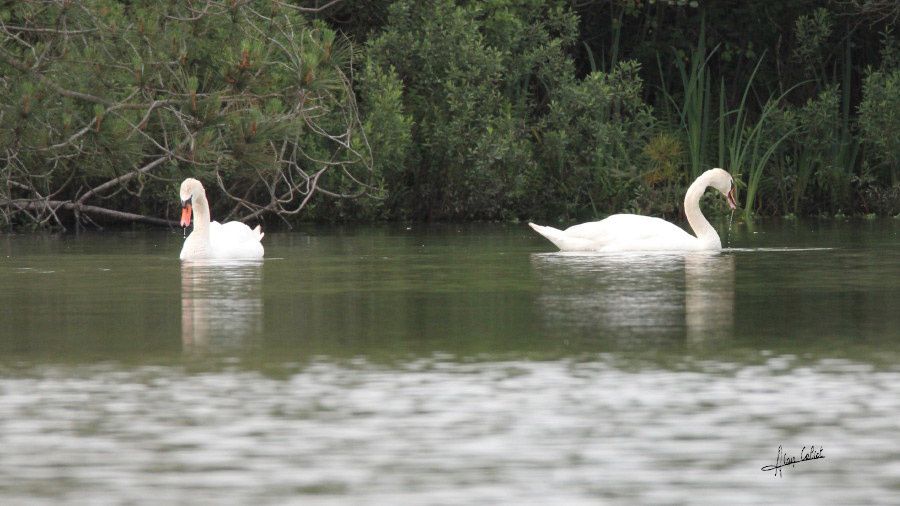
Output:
[178, 178, 264, 260]
[530, 168, 739, 251]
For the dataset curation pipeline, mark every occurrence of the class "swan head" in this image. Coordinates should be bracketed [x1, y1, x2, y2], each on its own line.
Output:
[179, 178, 205, 227]
[705, 168, 737, 210]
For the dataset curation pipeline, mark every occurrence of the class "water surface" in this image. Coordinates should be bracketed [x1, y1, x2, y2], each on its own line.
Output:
[1, 221, 899, 504]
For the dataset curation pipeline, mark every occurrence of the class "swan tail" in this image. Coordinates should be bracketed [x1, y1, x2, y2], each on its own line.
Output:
[528, 222, 591, 251]
[253, 225, 264, 241]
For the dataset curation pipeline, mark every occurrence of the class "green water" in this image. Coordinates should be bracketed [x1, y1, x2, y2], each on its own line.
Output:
[1, 221, 899, 504]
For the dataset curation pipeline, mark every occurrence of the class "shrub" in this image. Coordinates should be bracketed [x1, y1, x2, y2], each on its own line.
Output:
[365, 0, 578, 220]
[858, 68, 900, 181]
[534, 61, 656, 220]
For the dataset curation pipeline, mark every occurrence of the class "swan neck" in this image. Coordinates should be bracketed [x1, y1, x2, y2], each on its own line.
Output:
[684, 175, 720, 247]
[192, 189, 211, 238]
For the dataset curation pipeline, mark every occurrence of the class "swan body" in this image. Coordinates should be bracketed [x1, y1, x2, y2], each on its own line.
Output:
[179, 178, 264, 260]
[529, 168, 737, 252]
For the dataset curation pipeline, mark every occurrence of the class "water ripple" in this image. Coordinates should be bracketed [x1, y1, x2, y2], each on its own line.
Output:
[0, 357, 897, 505]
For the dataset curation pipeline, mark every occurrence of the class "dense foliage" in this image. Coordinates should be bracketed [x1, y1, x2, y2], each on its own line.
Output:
[1, 0, 898, 229]
[1, 0, 375, 230]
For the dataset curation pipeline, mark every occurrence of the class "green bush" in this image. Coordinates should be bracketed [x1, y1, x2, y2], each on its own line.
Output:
[364, 0, 541, 219]
[363, 1, 657, 221]
[313, 61, 413, 221]
[534, 61, 656, 220]
[764, 86, 848, 215]
[858, 68, 900, 181]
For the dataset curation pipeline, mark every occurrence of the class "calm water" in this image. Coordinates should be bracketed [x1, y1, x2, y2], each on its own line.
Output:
[1, 221, 899, 504]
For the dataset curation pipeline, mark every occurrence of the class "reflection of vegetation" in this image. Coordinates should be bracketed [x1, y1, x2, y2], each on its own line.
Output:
[1, 1, 898, 230]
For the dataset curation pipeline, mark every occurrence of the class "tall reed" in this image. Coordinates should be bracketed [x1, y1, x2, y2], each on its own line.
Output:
[584, 7, 623, 74]
[716, 54, 802, 219]
[658, 15, 716, 182]
[825, 36, 859, 210]
[661, 30, 797, 218]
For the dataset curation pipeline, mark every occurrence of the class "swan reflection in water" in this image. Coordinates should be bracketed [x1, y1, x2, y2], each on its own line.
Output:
[684, 253, 734, 345]
[180, 260, 264, 354]
[530, 252, 734, 348]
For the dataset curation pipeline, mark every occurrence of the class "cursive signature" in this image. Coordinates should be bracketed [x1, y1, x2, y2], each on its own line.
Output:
[761, 445, 825, 477]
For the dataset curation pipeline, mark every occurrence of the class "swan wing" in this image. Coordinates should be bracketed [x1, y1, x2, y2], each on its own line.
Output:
[208, 221, 265, 259]
[529, 223, 595, 251]
[532, 214, 701, 252]
[529, 169, 733, 252]
[570, 215, 700, 251]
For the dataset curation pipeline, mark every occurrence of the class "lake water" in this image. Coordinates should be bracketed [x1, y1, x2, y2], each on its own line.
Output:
[1, 221, 899, 504]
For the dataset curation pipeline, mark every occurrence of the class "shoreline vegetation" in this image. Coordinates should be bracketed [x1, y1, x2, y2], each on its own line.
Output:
[1, 1, 898, 232]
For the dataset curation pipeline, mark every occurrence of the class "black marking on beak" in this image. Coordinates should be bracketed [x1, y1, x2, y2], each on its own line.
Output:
[181, 196, 192, 209]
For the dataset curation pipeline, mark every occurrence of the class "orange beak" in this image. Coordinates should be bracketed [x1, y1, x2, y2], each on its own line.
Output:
[180, 203, 192, 227]
[726, 187, 737, 210]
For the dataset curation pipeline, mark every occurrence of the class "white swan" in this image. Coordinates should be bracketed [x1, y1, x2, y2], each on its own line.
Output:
[179, 178, 264, 260]
[529, 168, 737, 252]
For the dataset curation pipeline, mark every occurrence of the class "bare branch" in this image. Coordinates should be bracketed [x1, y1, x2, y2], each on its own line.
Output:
[1, 199, 176, 227]
[77, 155, 171, 205]
[1, 0, 377, 230]
[1, 25, 98, 35]
[274, 0, 345, 14]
